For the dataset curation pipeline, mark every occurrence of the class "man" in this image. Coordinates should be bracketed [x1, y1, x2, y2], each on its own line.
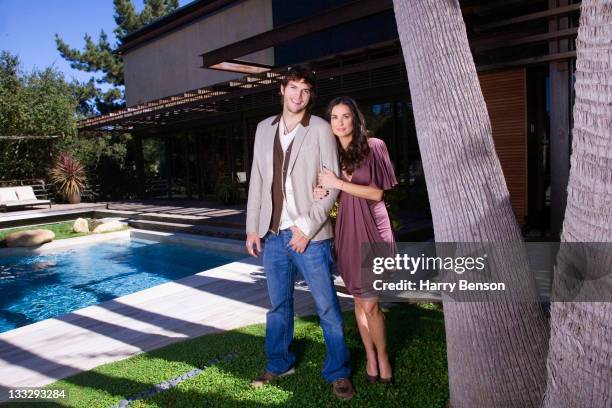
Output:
[245, 66, 354, 400]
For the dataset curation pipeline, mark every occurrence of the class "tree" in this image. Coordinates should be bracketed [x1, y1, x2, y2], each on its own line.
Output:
[0, 52, 81, 137]
[542, 1, 612, 406]
[0, 51, 129, 189]
[54, 0, 179, 113]
[391, 1, 550, 407]
[0, 51, 85, 180]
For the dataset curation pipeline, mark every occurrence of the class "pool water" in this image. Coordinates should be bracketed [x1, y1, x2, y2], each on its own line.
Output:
[0, 238, 244, 333]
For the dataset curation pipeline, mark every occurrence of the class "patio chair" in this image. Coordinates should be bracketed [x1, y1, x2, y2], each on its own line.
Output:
[0, 186, 52, 212]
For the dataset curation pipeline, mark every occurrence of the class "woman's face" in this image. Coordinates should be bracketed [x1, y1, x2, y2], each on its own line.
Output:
[330, 103, 354, 139]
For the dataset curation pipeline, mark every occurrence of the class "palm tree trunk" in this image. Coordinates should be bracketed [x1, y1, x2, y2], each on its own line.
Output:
[543, 1, 612, 406]
[392, 1, 550, 406]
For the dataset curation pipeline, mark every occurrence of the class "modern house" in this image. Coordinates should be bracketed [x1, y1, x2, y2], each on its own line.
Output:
[78, 0, 580, 237]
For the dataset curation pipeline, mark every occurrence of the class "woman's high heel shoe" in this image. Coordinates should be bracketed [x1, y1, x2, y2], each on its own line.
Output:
[365, 373, 379, 384]
[379, 376, 393, 385]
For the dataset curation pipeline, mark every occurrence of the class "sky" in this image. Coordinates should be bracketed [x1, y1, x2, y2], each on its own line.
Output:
[0, 0, 190, 87]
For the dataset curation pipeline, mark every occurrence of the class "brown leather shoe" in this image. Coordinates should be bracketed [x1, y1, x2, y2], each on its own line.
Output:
[331, 378, 355, 400]
[250, 368, 295, 388]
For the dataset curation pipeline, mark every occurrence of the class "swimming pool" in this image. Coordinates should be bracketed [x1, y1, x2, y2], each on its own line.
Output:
[0, 237, 244, 333]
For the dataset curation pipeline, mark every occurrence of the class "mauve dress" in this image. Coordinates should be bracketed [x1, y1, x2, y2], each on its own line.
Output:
[335, 138, 398, 298]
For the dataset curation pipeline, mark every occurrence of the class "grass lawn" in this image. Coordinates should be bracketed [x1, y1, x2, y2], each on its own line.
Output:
[0, 221, 128, 245]
[15, 303, 448, 408]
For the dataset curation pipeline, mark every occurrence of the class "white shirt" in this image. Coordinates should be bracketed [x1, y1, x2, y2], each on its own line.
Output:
[278, 118, 301, 230]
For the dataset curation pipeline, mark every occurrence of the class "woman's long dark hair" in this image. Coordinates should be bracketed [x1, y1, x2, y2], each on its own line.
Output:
[326, 96, 370, 176]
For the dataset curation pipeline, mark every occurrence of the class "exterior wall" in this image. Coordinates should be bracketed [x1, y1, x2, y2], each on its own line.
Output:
[124, 0, 274, 106]
[479, 68, 528, 226]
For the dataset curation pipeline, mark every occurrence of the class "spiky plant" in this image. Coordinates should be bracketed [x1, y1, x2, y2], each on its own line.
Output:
[49, 153, 87, 200]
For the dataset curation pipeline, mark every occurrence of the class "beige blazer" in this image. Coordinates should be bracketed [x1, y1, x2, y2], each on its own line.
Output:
[246, 113, 340, 241]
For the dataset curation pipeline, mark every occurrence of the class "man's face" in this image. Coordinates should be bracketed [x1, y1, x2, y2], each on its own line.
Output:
[280, 79, 312, 114]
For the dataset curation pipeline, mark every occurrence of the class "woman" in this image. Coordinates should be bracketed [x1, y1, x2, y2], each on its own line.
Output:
[316, 96, 397, 383]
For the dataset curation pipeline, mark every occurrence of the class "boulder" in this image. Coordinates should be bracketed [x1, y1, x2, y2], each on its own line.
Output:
[87, 219, 103, 231]
[5, 229, 55, 247]
[72, 218, 89, 233]
[92, 220, 124, 234]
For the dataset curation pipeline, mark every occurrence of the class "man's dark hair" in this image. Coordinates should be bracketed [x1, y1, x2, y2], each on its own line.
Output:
[281, 65, 316, 101]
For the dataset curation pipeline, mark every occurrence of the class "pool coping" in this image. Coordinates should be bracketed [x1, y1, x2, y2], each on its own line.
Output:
[0, 229, 131, 258]
[130, 229, 246, 254]
[0, 229, 248, 259]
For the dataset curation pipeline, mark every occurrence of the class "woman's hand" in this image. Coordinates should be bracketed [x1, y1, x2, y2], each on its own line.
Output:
[313, 185, 329, 201]
[318, 168, 341, 189]
[289, 225, 309, 253]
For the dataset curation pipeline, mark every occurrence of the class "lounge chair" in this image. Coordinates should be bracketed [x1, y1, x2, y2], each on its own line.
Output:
[0, 186, 52, 212]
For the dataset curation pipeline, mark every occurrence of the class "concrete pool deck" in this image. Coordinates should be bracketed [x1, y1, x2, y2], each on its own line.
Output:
[0, 230, 354, 402]
[0, 203, 107, 226]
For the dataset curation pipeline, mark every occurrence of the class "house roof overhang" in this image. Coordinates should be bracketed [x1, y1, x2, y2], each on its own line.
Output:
[79, 40, 407, 134]
[200, 0, 394, 69]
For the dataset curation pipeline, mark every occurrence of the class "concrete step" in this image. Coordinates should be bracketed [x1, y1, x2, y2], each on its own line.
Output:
[127, 212, 245, 229]
[128, 219, 245, 240]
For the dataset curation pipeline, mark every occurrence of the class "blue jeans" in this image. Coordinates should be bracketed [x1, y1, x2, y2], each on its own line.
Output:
[262, 229, 350, 382]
